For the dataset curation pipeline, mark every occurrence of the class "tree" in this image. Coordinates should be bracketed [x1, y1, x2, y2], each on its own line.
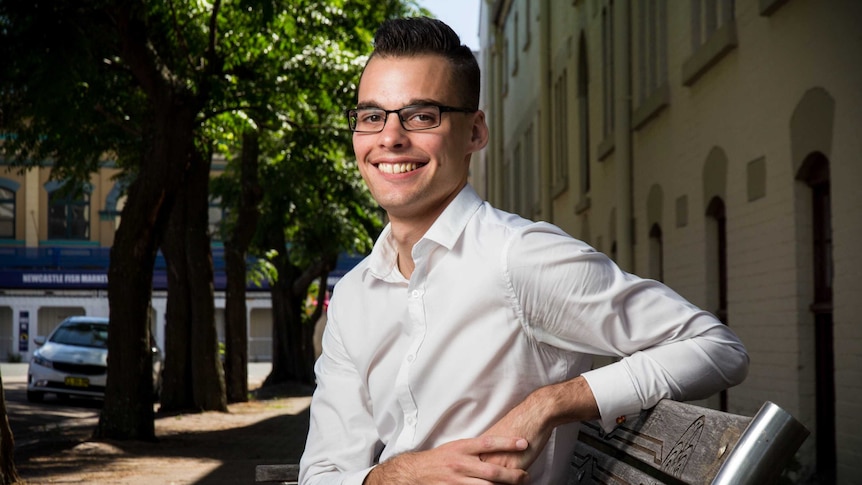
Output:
[256, 134, 383, 386]
[1, 0, 170, 440]
[209, 0, 423, 389]
[1, 0, 421, 440]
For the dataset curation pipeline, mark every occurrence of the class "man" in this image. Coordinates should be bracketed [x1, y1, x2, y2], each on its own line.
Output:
[299, 17, 749, 485]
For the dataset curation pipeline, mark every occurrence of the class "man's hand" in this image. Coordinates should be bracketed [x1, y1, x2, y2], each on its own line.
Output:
[480, 377, 601, 471]
[362, 436, 530, 485]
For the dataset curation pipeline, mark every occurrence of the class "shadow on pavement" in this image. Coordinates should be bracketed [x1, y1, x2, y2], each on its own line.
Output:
[15, 403, 311, 484]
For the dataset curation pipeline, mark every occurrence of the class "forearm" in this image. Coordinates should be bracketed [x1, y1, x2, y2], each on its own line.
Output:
[478, 376, 599, 472]
[362, 454, 415, 485]
[528, 376, 601, 427]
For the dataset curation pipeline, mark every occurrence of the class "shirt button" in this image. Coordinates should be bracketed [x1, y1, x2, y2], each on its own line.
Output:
[406, 417, 416, 426]
[406, 354, 415, 362]
[411, 290, 421, 298]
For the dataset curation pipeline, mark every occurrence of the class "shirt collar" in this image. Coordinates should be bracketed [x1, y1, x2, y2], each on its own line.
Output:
[422, 184, 483, 251]
[366, 184, 483, 281]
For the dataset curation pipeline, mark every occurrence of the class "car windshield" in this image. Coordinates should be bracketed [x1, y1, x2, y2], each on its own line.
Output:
[50, 322, 108, 349]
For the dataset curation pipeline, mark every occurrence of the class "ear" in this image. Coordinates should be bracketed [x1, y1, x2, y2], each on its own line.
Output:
[467, 110, 490, 153]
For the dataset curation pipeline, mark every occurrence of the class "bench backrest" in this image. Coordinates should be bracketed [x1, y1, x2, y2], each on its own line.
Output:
[570, 400, 809, 484]
[254, 400, 808, 484]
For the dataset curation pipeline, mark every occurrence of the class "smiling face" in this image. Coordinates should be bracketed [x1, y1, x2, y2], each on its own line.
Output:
[353, 54, 488, 230]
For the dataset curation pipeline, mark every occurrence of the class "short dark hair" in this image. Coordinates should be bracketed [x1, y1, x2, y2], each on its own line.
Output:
[368, 17, 480, 111]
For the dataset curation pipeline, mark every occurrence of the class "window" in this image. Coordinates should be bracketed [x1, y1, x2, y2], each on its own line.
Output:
[577, 35, 592, 210]
[503, 37, 510, 97]
[48, 188, 90, 240]
[524, 123, 538, 216]
[552, 70, 569, 197]
[510, 9, 519, 76]
[0, 187, 14, 239]
[683, 0, 737, 86]
[601, 3, 615, 139]
[502, 157, 513, 211]
[635, 0, 668, 104]
[512, 142, 522, 213]
[691, 0, 734, 48]
[51, 322, 109, 349]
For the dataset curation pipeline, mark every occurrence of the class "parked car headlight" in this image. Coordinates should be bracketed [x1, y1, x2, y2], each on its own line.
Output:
[32, 351, 53, 369]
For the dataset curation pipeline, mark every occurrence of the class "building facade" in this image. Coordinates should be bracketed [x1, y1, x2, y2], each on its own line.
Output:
[0, 162, 278, 362]
[478, 0, 861, 482]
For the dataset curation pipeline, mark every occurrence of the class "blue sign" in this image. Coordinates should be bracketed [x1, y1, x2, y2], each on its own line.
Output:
[18, 310, 29, 352]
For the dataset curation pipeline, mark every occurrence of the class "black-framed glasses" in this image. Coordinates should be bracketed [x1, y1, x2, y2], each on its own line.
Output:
[346, 104, 475, 133]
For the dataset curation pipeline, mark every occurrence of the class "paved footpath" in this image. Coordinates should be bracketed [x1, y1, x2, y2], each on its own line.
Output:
[4, 361, 313, 484]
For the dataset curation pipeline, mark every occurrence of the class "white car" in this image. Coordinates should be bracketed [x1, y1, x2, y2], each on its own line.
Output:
[27, 316, 162, 403]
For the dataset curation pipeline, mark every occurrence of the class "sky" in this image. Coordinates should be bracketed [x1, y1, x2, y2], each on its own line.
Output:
[416, 0, 481, 51]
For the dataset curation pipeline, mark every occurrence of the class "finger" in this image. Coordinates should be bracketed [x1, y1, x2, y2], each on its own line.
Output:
[473, 460, 530, 484]
[480, 451, 522, 468]
[460, 436, 528, 455]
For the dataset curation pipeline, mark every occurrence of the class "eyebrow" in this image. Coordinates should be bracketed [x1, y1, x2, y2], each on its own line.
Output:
[354, 98, 445, 110]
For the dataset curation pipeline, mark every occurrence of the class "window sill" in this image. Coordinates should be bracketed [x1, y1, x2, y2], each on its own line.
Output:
[633, 83, 670, 131]
[598, 136, 615, 161]
[682, 21, 738, 87]
[759, 0, 790, 16]
[575, 195, 591, 215]
[551, 179, 568, 199]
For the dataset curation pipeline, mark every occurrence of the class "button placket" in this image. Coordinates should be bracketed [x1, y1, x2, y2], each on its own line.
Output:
[392, 283, 426, 450]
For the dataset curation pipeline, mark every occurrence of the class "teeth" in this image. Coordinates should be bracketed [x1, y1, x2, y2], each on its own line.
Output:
[378, 163, 419, 174]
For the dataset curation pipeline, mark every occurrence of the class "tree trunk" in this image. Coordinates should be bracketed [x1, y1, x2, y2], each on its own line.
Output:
[272, 270, 324, 385]
[187, 150, 225, 411]
[224, 131, 263, 403]
[98, 166, 171, 440]
[224, 246, 249, 402]
[264, 233, 336, 387]
[265, 264, 300, 385]
[264, 229, 298, 386]
[97, 4, 204, 439]
[161, 150, 226, 412]
[160, 199, 194, 410]
[0, 373, 22, 485]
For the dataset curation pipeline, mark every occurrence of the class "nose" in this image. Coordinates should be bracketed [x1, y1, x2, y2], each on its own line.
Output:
[377, 112, 409, 148]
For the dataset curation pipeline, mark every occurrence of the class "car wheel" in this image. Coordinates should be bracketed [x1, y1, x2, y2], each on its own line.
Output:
[26, 390, 44, 403]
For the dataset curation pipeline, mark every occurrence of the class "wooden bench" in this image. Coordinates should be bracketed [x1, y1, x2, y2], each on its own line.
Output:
[255, 399, 808, 484]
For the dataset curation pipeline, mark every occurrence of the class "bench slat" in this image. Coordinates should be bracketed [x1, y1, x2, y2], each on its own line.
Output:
[255, 464, 299, 484]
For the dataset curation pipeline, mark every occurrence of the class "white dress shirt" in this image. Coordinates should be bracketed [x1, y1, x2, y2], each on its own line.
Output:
[299, 184, 749, 485]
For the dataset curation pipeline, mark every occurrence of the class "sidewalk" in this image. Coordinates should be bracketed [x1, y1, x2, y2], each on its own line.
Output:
[7, 362, 312, 484]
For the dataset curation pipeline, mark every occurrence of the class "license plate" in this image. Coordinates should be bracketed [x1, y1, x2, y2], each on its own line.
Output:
[65, 376, 90, 388]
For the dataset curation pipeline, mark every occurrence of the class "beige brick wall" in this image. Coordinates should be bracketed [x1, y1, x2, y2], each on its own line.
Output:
[481, 0, 862, 480]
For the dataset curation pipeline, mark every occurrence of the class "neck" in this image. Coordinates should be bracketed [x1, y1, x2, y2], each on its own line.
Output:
[385, 183, 468, 279]
[389, 221, 426, 280]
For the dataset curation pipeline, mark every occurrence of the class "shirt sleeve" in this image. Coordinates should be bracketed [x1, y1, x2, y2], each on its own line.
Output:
[504, 222, 750, 432]
[299, 306, 381, 485]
